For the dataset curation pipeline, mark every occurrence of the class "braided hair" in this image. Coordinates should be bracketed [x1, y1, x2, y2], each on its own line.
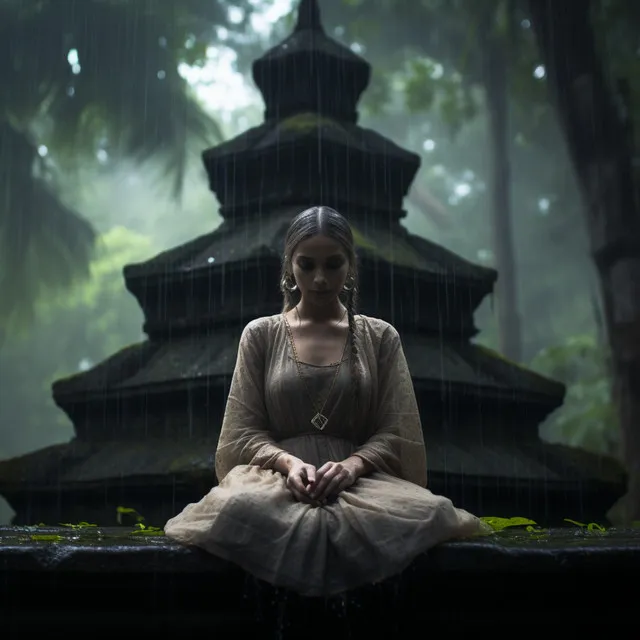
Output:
[280, 206, 361, 413]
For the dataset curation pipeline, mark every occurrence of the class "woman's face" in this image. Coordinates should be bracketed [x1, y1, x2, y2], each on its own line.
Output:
[290, 234, 350, 307]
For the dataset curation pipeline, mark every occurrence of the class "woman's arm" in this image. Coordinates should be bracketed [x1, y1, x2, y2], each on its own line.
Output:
[214, 320, 289, 482]
[350, 325, 428, 487]
[340, 455, 374, 479]
[272, 452, 304, 475]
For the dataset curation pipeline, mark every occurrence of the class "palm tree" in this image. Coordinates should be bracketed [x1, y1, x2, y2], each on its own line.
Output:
[0, 0, 255, 336]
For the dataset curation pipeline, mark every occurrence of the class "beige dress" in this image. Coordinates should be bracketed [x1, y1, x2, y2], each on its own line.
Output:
[164, 314, 490, 597]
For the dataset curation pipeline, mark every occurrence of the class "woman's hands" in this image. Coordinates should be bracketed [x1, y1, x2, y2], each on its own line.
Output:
[281, 455, 371, 507]
[285, 459, 321, 505]
[306, 460, 358, 503]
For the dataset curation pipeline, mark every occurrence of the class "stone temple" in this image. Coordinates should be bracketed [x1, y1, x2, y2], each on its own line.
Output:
[0, 0, 624, 527]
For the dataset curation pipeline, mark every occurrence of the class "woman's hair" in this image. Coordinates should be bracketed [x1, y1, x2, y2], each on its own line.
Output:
[280, 205, 360, 414]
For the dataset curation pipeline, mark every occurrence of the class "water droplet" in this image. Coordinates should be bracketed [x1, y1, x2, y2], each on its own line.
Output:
[538, 197, 551, 214]
[67, 48, 79, 66]
[228, 6, 244, 24]
[454, 183, 471, 197]
[533, 65, 546, 79]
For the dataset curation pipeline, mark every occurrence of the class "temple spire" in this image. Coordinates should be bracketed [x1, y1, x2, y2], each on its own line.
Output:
[294, 0, 323, 33]
[251, 0, 370, 122]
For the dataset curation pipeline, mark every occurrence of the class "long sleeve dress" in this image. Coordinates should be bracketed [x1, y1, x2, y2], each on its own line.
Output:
[163, 314, 491, 597]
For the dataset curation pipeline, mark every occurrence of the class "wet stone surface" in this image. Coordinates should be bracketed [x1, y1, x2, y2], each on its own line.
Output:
[1, 524, 639, 572]
[2, 525, 639, 636]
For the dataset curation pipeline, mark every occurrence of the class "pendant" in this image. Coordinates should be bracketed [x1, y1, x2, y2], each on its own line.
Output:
[311, 412, 328, 431]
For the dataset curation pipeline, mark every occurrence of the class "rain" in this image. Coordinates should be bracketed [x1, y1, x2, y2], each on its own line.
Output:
[1, 0, 639, 635]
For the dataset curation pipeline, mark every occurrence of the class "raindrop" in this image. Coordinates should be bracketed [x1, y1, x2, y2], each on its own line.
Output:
[533, 65, 546, 79]
[207, 257, 215, 264]
[430, 63, 444, 80]
[185, 34, 196, 49]
[538, 197, 551, 214]
[334, 26, 345, 37]
[217, 26, 229, 41]
[454, 183, 471, 197]
[521, 19, 531, 29]
[158, 36, 167, 48]
[228, 6, 245, 24]
[477, 249, 493, 262]
[72, 63, 81, 75]
[78, 358, 93, 372]
[462, 169, 475, 181]
[422, 139, 436, 152]
[37, 145, 48, 157]
[67, 48, 79, 66]
[350, 42, 364, 54]
[157, 70, 166, 80]
[66, 86, 75, 97]
[96, 149, 108, 163]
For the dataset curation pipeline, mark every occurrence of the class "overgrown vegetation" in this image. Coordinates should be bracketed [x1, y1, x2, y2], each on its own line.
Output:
[10, 512, 640, 545]
[2, 0, 638, 524]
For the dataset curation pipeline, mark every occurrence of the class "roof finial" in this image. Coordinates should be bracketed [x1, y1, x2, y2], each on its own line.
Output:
[294, 0, 323, 32]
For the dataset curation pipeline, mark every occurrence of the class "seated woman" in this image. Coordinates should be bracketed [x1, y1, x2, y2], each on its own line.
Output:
[164, 205, 491, 597]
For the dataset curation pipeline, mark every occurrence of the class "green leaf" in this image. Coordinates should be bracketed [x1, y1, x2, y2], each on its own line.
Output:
[480, 516, 538, 531]
[403, 58, 438, 113]
[116, 506, 146, 524]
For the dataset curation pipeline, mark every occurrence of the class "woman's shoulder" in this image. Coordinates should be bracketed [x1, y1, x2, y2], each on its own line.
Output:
[355, 314, 400, 343]
[242, 314, 282, 338]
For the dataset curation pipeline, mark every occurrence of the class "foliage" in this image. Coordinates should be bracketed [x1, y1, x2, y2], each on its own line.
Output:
[402, 58, 478, 136]
[19, 514, 640, 542]
[480, 516, 608, 534]
[0, 0, 259, 333]
[307, 0, 618, 364]
[531, 334, 619, 457]
[0, 226, 153, 457]
[0, 122, 97, 337]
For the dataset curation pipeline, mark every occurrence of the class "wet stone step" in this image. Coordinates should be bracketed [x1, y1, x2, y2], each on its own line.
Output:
[1, 525, 639, 637]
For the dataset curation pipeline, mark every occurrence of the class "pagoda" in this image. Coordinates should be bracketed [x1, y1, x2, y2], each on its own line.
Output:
[0, 0, 624, 527]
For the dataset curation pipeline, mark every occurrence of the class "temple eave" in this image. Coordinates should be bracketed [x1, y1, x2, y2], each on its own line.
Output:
[124, 252, 495, 289]
[0, 440, 624, 497]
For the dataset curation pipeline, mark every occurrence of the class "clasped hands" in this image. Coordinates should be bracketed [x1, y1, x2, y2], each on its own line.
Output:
[286, 459, 358, 507]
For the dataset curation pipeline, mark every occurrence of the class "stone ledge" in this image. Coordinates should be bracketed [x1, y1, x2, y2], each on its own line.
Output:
[2, 526, 639, 637]
[2, 525, 640, 573]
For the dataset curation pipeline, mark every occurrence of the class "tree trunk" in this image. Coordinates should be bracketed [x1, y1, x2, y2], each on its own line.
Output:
[480, 13, 523, 363]
[528, 0, 640, 523]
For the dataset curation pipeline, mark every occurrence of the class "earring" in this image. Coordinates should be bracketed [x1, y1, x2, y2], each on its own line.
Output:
[343, 273, 355, 292]
[282, 275, 298, 292]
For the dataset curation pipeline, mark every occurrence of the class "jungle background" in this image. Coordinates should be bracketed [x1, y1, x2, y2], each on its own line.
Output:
[0, 0, 638, 524]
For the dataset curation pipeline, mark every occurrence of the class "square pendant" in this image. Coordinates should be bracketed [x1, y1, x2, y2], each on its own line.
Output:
[311, 413, 328, 431]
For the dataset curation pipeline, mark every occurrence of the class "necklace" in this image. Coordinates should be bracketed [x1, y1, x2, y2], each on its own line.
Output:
[283, 307, 349, 431]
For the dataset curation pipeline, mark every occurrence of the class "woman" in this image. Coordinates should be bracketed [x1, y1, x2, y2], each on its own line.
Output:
[164, 205, 491, 597]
